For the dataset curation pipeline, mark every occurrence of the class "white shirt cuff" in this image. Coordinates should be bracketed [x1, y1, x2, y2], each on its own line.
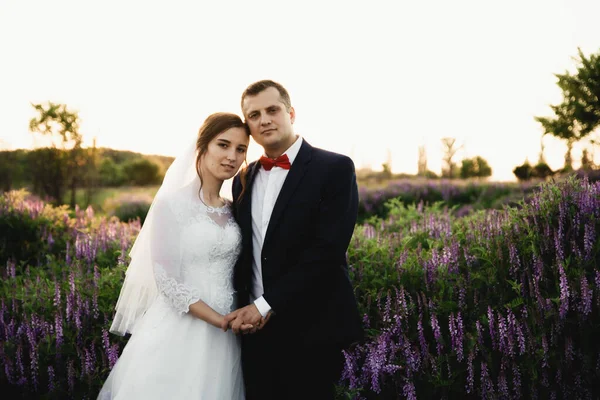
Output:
[253, 296, 272, 317]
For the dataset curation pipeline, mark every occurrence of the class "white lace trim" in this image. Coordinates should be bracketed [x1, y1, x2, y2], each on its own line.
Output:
[153, 264, 202, 315]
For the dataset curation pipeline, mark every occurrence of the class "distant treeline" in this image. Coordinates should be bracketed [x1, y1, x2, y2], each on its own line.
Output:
[0, 147, 173, 203]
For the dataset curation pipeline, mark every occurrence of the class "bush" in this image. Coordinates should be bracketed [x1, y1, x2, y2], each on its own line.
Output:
[122, 158, 161, 186]
[341, 177, 600, 398]
[103, 193, 152, 224]
[0, 190, 140, 398]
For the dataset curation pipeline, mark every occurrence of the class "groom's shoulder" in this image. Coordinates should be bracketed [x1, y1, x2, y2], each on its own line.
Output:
[310, 146, 355, 169]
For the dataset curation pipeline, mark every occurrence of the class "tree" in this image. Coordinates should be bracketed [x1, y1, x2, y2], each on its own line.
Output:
[29, 102, 83, 206]
[122, 158, 161, 186]
[513, 159, 553, 181]
[441, 137, 461, 178]
[513, 160, 533, 181]
[460, 156, 492, 179]
[535, 48, 600, 170]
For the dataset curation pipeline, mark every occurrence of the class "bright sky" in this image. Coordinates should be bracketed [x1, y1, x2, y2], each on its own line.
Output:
[1, 0, 600, 182]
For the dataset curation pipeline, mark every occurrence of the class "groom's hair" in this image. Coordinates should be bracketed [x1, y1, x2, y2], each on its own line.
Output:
[241, 80, 292, 111]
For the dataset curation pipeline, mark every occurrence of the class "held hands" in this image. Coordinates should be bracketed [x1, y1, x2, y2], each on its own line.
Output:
[223, 304, 272, 334]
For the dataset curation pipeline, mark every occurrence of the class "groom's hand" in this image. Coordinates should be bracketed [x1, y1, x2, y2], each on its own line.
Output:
[225, 304, 263, 334]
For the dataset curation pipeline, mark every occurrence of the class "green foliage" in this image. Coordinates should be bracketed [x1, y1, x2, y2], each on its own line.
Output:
[513, 160, 554, 181]
[110, 197, 151, 224]
[460, 156, 492, 179]
[0, 190, 69, 266]
[0, 150, 28, 191]
[98, 158, 126, 187]
[121, 158, 161, 186]
[535, 48, 600, 168]
[0, 190, 139, 397]
[343, 177, 600, 398]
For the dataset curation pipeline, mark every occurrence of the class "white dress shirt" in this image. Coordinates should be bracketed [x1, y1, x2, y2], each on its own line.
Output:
[251, 136, 303, 317]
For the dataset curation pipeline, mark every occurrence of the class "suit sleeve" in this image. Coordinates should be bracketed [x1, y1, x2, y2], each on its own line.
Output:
[262, 156, 358, 315]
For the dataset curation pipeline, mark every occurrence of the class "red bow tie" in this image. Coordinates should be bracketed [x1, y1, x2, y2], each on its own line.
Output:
[259, 154, 291, 171]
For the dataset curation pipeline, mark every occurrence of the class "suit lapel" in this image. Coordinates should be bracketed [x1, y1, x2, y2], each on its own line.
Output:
[263, 140, 312, 249]
[240, 161, 261, 234]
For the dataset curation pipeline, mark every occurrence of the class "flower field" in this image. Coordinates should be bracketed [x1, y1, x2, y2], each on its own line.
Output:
[1, 176, 599, 399]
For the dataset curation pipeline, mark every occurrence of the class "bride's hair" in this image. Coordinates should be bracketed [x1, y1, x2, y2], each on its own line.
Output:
[195, 112, 250, 197]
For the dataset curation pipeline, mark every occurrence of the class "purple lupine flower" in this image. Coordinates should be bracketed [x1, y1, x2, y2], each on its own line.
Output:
[430, 313, 443, 356]
[512, 363, 522, 399]
[417, 313, 428, 361]
[558, 263, 569, 319]
[6, 260, 16, 278]
[508, 241, 521, 279]
[455, 313, 464, 362]
[542, 369, 550, 387]
[466, 351, 475, 394]
[395, 249, 408, 273]
[16, 345, 25, 386]
[395, 286, 409, 322]
[596, 271, 600, 307]
[583, 221, 594, 261]
[565, 337, 574, 363]
[47, 232, 54, 249]
[476, 320, 484, 350]
[102, 328, 121, 369]
[497, 312, 509, 357]
[108, 344, 120, 369]
[362, 313, 370, 330]
[55, 313, 63, 348]
[65, 241, 71, 265]
[507, 309, 525, 356]
[554, 232, 565, 267]
[498, 371, 509, 399]
[458, 285, 466, 310]
[542, 335, 548, 368]
[85, 205, 94, 219]
[53, 282, 61, 308]
[402, 337, 421, 374]
[480, 362, 495, 399]
[85, 343, 96, 376]
[4, 354, 13, 385]
[402, 379, 417, 400]
[363, 224, 376, 239]
[341, 349, 360, 389]
[363, 331, 400, 394]
[383, 294, 392, 324]
[47, 365, 55, 392]
[580, 276, 592, 317]
[487, 306, 497, 350]
[67, 359, 75, 393]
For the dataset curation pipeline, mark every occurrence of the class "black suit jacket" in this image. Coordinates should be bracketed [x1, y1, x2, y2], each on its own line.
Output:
[232, 140, 363, 349]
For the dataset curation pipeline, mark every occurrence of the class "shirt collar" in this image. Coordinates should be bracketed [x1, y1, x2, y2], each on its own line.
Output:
[262, 135, 303, 165]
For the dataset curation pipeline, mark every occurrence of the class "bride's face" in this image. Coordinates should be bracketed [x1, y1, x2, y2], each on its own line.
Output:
[202, 127, 249, 181]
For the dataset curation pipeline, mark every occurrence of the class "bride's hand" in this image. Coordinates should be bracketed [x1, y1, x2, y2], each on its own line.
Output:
[217, 315, 253, 332]
[218, 316, 229, 332]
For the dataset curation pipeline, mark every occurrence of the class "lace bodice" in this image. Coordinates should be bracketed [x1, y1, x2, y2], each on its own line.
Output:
[151, 191, 241, 315]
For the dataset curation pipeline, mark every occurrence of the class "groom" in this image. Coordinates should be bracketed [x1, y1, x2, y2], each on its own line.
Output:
[227, 80, 363, 399]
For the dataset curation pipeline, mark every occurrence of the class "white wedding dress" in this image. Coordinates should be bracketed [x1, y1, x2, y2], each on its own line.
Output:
[98, 188, 244, 399]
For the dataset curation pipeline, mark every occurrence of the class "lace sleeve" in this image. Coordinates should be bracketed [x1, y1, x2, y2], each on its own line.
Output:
[150, 195, 202, 314]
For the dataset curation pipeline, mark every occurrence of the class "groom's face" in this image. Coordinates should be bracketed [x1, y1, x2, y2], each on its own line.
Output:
[242, 87, 295, 157]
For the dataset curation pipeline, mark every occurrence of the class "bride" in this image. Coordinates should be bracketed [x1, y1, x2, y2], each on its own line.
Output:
[98, 113, 252, 399]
